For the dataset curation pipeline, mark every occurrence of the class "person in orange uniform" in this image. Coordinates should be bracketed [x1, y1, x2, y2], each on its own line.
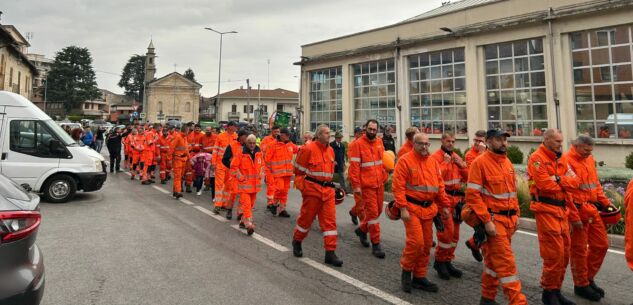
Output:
[292, 124, 343, 267]
[430, 132, 468, 280]
[219, 129, 249, 220]
[230, 134, 263, 235]
[465, 129, 527, 305]
[140, 125, 158, 185]
[261, 125, 280, 211]
[561, 135, 610, 301]
[624, 179, 633, 276]
[200, 126, 217, 190]
[347, 126, 365, 225]
[131, 127, 146, 180]
[213, 122, 238, 210]
[122, 128, 133, 170]
[397, 127, 419, 158]
[527, 129, 581, 305]
[264, 127, 297, 217]
[183, 124, 203, 192]
[157, 126, 173, 184]
[349, 119, 389, 258]
[393, 132, 450, 293]
[170, 126, 189, 199]
[463, 129, 488, 262]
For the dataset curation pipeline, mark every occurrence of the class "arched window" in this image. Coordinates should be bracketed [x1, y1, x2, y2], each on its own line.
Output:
[185, 102, 191, 112]
[157, 101, 163, 112]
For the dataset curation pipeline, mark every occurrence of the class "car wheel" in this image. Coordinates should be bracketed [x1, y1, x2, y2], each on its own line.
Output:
[43, 174, 77, 203]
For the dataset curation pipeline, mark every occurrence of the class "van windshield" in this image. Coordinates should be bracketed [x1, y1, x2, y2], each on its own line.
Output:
[43, 119, 76, 146]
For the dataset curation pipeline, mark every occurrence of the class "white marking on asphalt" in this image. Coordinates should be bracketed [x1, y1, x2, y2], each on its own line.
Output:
[193, 206, 227, 222]
[125, 172, 132, 176]
[152, 186, 170, 194]
[230, 225, 289, 252]
[299, 258, 412, 305]
[607, 248, 625, 255]
[179, 198, 195, 206]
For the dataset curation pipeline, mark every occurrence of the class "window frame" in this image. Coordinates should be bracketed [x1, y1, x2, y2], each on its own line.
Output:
[9, 120, 69, 158]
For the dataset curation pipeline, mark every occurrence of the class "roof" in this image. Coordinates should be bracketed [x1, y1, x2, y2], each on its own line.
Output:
[147, 72, 203, 88]
[2, 25, 30, 47]
[402, 0, 501, 23]
[213, 88, 298, 100]
[0, 24, 39, 75]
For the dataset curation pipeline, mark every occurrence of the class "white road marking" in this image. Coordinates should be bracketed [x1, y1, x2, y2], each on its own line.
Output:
[179, 198, 195, 206]
[193, 206, 227, 222]
[125, 172, 132, 176]
[299, 258, 412, 305]
[230, 225, 289, 252]
[152, 186, 170, 194]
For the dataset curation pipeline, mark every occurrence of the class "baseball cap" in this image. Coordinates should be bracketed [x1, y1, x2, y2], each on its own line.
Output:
[280, 127, 290, 135]
[486, 128, 511, 139]
[354, 127, 363, 134]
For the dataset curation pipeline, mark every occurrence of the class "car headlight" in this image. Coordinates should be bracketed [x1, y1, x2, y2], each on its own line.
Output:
[95, 160, 103, 172]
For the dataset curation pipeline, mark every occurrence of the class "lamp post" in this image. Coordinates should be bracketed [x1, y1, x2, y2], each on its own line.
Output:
[204, 27, 237, 122]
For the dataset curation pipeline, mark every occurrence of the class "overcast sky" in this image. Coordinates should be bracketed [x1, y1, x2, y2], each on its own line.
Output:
[3, 0, 445, 97]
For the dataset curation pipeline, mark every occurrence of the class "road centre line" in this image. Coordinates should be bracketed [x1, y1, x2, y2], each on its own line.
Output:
[152, 186, 171, 194]
[193, 206, 227, 222]
[179, 198, 195, 206]
[230, 225, 289, 252]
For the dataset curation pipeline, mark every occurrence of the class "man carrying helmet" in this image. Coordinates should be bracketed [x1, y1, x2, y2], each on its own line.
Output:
[292, 124, 343, 267]
[561, 135, 612, 301]
[392, 132, 450, 293]
[264, 127, 297, 217]
[464, 129, 488, 262]
[348, 119, 389, 259]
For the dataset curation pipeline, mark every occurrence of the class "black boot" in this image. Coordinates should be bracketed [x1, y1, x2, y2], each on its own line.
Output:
[267, 204, 278, 216]
[278, 210, 290, 218]
[412, 277, 439, 292]
[174, 193, 183, 199]
[354, 227, 370, 247]
[465, 240, 483, 262]
[433, 261, 450, 280]
[292, 240, 303, 257]
[401, 270, 412, 293]
[589, 280, 605, 298]
[555, 290, 576, 305]
[225, 209, 233, 220]
[445, 262, 463, 278]
[324, 251, 343, 267]
[185, 185, 192, 193]
[479, 297, 499, 305]
[371, 243, 385, 259]
[574, 285, 601, 301]
[161, 180, 166, 184]
[542, 290, 562, 305]
[212, 206, 222, 215]
[349, 211, 358, 225]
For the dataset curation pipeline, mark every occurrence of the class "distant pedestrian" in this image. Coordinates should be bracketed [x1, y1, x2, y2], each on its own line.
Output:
[82, 127, 94, 148]
[95, 127, 105, 153]
[330, 132, 347, 192]
[382, 126, 396, 154]
[106, 128, 123, 173]
[71, 128, 83, 145]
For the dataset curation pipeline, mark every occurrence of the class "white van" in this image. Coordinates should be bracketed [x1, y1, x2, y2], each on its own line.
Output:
[0, 91, 106, 203]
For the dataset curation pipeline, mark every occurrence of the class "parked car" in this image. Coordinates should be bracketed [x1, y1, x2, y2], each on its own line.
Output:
[0, 173, 45, 305]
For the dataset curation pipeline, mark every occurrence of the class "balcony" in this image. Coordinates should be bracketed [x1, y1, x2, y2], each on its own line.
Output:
[228, 112, 240, 119]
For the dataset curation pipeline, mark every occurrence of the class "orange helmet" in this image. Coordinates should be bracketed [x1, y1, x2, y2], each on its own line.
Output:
[335, 188, 346, 205]
[385, 200, 400, 220]
[383, 151, 395, 170]
[599, 204, 622, 225]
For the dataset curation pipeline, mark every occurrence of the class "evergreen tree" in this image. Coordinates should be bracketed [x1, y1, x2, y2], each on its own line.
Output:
[118, 54, 146, 103]
[46, 46, 101, 113]
[184, 68, 196, 82]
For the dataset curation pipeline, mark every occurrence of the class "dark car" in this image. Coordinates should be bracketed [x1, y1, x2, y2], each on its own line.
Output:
[0, 173, 45, 305]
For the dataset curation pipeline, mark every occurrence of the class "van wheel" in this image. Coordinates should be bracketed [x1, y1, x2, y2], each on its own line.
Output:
[43, 174, 77, 203]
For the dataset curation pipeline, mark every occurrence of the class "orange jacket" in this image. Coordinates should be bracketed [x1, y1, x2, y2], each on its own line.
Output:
[464, 145, 483, 167]
[157, 134, 173, 156]
[392, 150, 450, 219]
[466, 151, 520, 224]
[624, 179, 633, 272]
[293, 141, 335, 198]
[143, 131, 158, 156]
[200, 133, 217, 154]
[231, 146, 264, 193]
[132, 134, 145, 153]
[560, 146, 610, 208]
[260, 135, 276, 155]
[213, 132, 237, 165]
[430, 148, 468, 192]
[186, 131, 203, 151]
[265, 140, 297, 177]
[170, 132, 188, 160]
[527, 144, 580, 221]
[348, 135, 388, 189]
[397, 140, 413, 159]
[123, 134, 133, 154]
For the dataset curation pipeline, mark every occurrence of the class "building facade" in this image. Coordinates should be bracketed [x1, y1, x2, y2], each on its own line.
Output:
[0, 24, 38, 100]
[213, 88, 299, 124]
[27, 53, 54, 111]
[298, 0, 633, 166]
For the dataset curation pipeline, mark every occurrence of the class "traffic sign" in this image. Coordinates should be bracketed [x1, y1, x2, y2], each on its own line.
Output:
[140, 113, 146, 119]
[132, 111, 138, 118]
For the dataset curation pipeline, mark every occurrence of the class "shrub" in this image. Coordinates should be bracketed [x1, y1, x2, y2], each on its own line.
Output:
[625, 151, 633, 170]
[506, 145, 524, 164]
[384, 175, 393, 192]
[516, 174, 533, 218]
[527, 147, 537, 162]
[67, 115, 82, 122]
[453, 148, 464, 158]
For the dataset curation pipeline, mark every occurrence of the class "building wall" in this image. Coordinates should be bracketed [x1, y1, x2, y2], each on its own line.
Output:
[146, 86, 200, 123]
[217, 98, 298, 122]
[300, 0, 633, 166]
[0, 48, 34, 99]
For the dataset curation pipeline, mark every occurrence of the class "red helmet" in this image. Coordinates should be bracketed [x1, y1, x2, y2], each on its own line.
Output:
[385, 200, 400, 220]
[335, 188, 346, 205]
[599, 204, 622, 225]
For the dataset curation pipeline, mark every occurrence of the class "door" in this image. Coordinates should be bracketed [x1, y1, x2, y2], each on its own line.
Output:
[1, 119, 60, 187]
[0, 110, 5, 168]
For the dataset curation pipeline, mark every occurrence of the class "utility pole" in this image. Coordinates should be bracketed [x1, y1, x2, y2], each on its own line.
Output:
[267, 59, 270, 89]
[257, 84, 261, 130]
[246, 78, 251, 122]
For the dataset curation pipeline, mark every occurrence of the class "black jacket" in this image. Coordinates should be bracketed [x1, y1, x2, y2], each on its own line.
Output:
[382, 134, 396, 153]
[106, 133, 123, 153]
[330, 141, 346, 172]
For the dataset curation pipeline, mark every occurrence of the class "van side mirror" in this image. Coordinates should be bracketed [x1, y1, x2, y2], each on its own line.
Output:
[49, 139, 67, 155]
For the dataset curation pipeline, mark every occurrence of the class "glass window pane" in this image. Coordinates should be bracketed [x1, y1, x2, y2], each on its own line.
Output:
[611, 46, 631, 63]
[572, 51, 590, 67]
[516, 89, 531, 104]
[574, 68, 591, 85]
[501, 90, 515, 104]
[531, 72, 546, 87]
[577, 122, 595, 137]
[409, 56, 419, 68]
[421, 94, 431, 106]
[442, 79, 454, 91]
[515, 57, 529, 72]
[532, 88, 547, 103]
[571, 32, 589, 50]
[614, 25, 630, 45]
[431, 52, 441, 65]
[420, 54, 429, 66]
[613, 65, 632, 82]
[528, 39, 543, 54]
[488, 106, 500, 120]
[500, 59, 513, 73]
[454, 63, 465, 77]
[501, 105, 515, 120]
[455, 92, 467, 105]
[594, 85, 613, 101]
[431, 94, 442, 107]
[594, 103, 614, 120]
[454, 48, 465, 62]
[591, 48, 610, 65]
[515, 73, 530, 88]
[615, 83, 633, 100]
[443, 107, 455, 121]
[486, 61, 498, 74]
[443, 93, 455, 106]
[487, 76, 499, 90]
[454, 78, 465, 91]
[488, 91, 500, 105]
[485, 45, 497, 59]
[597, 122, 611, 138]
[530, 55, 545, 71]
[419, 81, 429, 93]
[576, 103, 594, 120]
[431, 66, 441, 78]
[442, 50, 453, 64]
[514, 41, 528, 56]
[516, 105, 531, 120]
[575, 86, 592, 102]
[533, 105, 548, 120]
[500, 75, 514, 89]
[499, 42, 513, 58]
[442, 65, 454, 78]
[431, 80, 442, 92]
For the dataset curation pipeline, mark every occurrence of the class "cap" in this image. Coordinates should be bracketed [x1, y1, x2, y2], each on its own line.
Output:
[279, 127, 290, 135]
[486, 128, 511, 139]
[334, 132, 343, 138]
[237, 128, 251, 138]
[354, 127, 363, 134]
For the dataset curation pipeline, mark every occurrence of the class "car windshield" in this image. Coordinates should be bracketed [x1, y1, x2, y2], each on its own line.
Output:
[43, 119, 76, 146]
[0, 174, 31, 201]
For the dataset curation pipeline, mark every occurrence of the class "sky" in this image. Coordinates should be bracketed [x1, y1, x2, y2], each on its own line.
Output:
[3, 0, 445, 97]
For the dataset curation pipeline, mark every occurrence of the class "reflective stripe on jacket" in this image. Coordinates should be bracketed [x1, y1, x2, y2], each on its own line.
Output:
[348, 135, 387, 189]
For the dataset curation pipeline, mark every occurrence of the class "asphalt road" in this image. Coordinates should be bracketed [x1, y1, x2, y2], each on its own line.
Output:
[36, 169, 633, 305]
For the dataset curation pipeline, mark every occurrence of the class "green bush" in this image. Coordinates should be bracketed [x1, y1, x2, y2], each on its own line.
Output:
[453, 148, 464, 158]
[67, 115, 82, 122]
[384, 175, 393, 192]
[527, 147, 537, 162]
[625, 151, 633, 170]
[506, 145, 524, 164]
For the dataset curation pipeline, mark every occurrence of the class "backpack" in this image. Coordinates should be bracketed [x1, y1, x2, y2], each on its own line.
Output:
[193, 157, 206, 176]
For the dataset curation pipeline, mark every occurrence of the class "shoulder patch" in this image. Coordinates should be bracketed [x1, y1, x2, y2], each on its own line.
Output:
[533, 161, 540, 168]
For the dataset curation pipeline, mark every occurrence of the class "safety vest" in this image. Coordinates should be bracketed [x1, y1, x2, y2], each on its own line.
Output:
[431, 148, 468, 192]
[157, 135, 173, 154]
[560, 146, 610, 207]
[214, 132, 237, 165]
[348, 135, 387, 189]
[265, 140, 297, 177]
[171, 133, 188, 159]
[231, 147, 264, 193]
[200, 134, 217, 154]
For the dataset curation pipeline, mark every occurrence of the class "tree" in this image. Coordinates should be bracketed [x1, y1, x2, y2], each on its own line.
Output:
[46, 46, 101, 114]
[118, 54, 146, 104]
[184, 68, 196, 82]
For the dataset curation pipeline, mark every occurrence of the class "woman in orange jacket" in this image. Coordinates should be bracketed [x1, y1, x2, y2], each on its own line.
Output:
[230, 134, 264, 235]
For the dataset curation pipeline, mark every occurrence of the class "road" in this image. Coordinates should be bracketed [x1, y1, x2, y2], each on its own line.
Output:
[36, 169, 633, 305]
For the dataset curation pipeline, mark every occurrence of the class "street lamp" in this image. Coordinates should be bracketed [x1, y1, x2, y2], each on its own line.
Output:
[204, 27, 237, 122]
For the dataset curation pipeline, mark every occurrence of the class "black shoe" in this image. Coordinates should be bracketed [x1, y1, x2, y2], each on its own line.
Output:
[267, 204, 278, 216]
[225, 209, 233, 220]
[479, 297, 499, 305]
[371, 243, 385, 259]
[349, 211, 359, 225]
[212, 206, 222, 215]
[174, 193, 183, 199]
[574, 285, 601, 301]
[149, 179, 156, 184]
[185, 186, 192, 193]
[354, 228, 370, 248]
[466, 240, 483, 262]
[324, 251, 343, 267]
[445, 262, 463, 278]
[278, 210, 290, 218]
[401, 270, 412, 293]
[589, 280, 605, 298]
[555, 290, 576, 305]
[433, 261, 450, 280]
[292, 240, 303, 257]
[246, 226, 254, 235]
[432, 240, 436, 248]
[173, 192, 177, 197]
[412, 277, 439, 293]
[130, 176, 135, 180]
[161, 180, 166, 184]
[110, 169, 114, 173]
[141, 181, 151, 185]
[542, 290, 562, 305]
[237, 213, 243, 222]
[239, 222, 246, 229]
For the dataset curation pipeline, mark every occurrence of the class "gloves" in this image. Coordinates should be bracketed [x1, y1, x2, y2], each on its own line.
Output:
[433, 214, 445, 232]
[473, 224, 487, 247]
[453, 201, 464, 223]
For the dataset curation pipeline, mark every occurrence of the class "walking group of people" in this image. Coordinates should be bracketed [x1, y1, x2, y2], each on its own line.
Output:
[104, 118, 633, 305]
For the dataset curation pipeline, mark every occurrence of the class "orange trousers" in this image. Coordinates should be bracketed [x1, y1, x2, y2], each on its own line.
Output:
[481, 217, 527, 305]
[184, 163, 193, 187]
[293, 194, 337, 251]
[172, 158, 186, 193]
[435, 208, 460, 262]
[359, 186, 384, 244]
[534, 212, 570, 290]
[570, 204, 609, 287]
[350, 192, 365, 221]
[273, 176, 291, 211]
[131, 152, 141, 178]
[265, 174, 275, 205]
[141, 152, 154, 181]
[238, 192, 257, 223]
[400, 205, 434, 278]
[214, 165, 227, 207]
[159, 154, 172, 181]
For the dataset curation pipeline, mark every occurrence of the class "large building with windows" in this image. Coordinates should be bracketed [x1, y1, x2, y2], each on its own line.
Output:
[298, 0, 633, 166]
